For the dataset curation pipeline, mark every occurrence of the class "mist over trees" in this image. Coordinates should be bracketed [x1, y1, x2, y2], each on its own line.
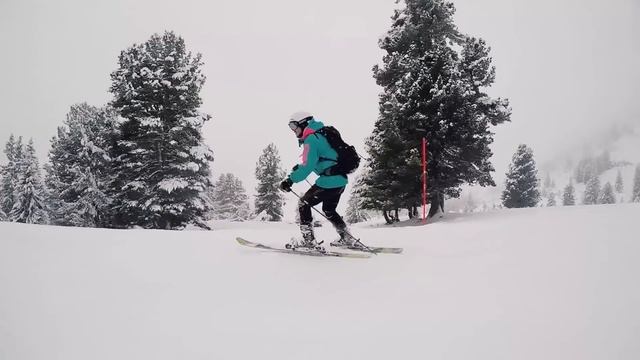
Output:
[574, 151, 613, 184]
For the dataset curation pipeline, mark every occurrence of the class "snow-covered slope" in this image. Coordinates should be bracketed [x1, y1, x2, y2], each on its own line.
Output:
[1, 204, 639, 360]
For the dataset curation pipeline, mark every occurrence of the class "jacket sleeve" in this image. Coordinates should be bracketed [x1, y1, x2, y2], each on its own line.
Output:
[289, 138, 319, 183]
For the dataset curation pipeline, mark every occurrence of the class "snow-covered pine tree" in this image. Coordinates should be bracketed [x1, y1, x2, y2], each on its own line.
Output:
[1, 135, 23, 215]
[0, 206, 5, 221]
[562, 181, 576, 206]
[599, 182, 615, 204]
[211, 173, 251, 221]
[501, 144, 540, 208]
[254, 143, 285, 221]
[547, 192, 556, 207]
[583, 176, 601, 205]
[366, 0, 510, 218]
[361, 121, 408, 223]
[345, 174, 370, 224]
[109, 31, 214, 229]
[10, 139, 48, 223]
[632, 164, 640, 202]
[45, 104, 117, 227]
[615, 169, 624, 193]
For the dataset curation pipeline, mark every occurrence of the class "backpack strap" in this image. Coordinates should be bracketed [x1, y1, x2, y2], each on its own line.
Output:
[313, 130, 344, 177]
[313, 132, 338, 164]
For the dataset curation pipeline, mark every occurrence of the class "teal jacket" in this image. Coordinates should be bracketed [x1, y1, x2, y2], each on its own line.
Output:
[288, 119, 348, 189]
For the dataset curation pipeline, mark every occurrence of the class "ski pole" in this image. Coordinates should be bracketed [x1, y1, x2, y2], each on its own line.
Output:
[289, 189, 376, 254]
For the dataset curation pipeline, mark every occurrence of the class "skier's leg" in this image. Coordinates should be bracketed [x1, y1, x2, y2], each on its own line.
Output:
[321, 186, 346, 229]
[320, 186, 357, 246]
[297, 185, 324, 246]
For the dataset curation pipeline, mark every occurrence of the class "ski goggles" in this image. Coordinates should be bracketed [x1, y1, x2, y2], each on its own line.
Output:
[288, 121, 299, 130]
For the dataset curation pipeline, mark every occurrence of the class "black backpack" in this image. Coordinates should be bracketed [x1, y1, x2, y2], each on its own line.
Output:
[315, 126, 360, 176]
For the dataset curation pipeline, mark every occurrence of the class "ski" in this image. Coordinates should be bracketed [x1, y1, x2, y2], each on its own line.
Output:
[331, 243, 403, 254]
[236, 237, 371, 259]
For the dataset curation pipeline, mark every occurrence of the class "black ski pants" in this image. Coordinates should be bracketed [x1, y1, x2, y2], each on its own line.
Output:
[298, 185, 346, 229]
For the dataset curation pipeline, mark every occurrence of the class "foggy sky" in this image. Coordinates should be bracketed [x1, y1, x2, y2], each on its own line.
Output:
[1, 0, 639, 201]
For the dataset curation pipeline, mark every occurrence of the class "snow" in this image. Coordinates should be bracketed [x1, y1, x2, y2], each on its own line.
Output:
[189, 144, 212, 161]
[171, 72, 185, 80]
[157, 178, 189, 193]
[174, 162, 200, 172]
[1, 204, 639, 359]
[138, 117, 162, 127]
[123, 180, 144, 190]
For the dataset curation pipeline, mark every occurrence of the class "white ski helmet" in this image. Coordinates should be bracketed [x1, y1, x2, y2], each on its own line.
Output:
[289, 111, 313, 125]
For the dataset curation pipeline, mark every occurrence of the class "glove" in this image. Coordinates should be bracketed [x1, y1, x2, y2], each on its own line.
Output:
[279, 178, 293, 192]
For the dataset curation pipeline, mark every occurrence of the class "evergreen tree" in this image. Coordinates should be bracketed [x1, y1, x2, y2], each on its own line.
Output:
[10, 139, 48, 223]
[345, 174, 370, 224]
[45, 104, 117, 227]
[632, 164, 640, 202]
[583, 176, 601, 205]
[562, 181, 576, 206]
[599, 182, 615, 204]
[254, 143, 285, 221]
[365, 0, 510, 218]
[0, 206, 5, 221]
[1, 135, 23, 215]
[361, 124, 408, 222]
[547, 192, 556, 207]
[501, 144, 540, 208]
[615, 169, 624, 193]
[211, 173, 251, 221]
[109, 31, 214, 229]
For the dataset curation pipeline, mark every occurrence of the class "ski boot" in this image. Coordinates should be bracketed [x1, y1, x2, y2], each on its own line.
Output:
[330, 227, 360, 249]
[286, 224, 325, 253]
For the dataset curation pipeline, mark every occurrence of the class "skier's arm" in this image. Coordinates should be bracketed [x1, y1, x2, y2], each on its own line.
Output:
[289, 139, 318, 183]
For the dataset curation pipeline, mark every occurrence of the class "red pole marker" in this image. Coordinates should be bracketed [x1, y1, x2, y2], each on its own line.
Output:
[422, 137, 427, 224]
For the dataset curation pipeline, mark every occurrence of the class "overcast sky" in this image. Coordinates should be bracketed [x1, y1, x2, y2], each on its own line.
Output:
[1, 0, 639, 203]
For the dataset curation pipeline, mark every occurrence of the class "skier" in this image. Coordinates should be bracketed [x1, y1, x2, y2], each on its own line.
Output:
[279, 111, 358, 250]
